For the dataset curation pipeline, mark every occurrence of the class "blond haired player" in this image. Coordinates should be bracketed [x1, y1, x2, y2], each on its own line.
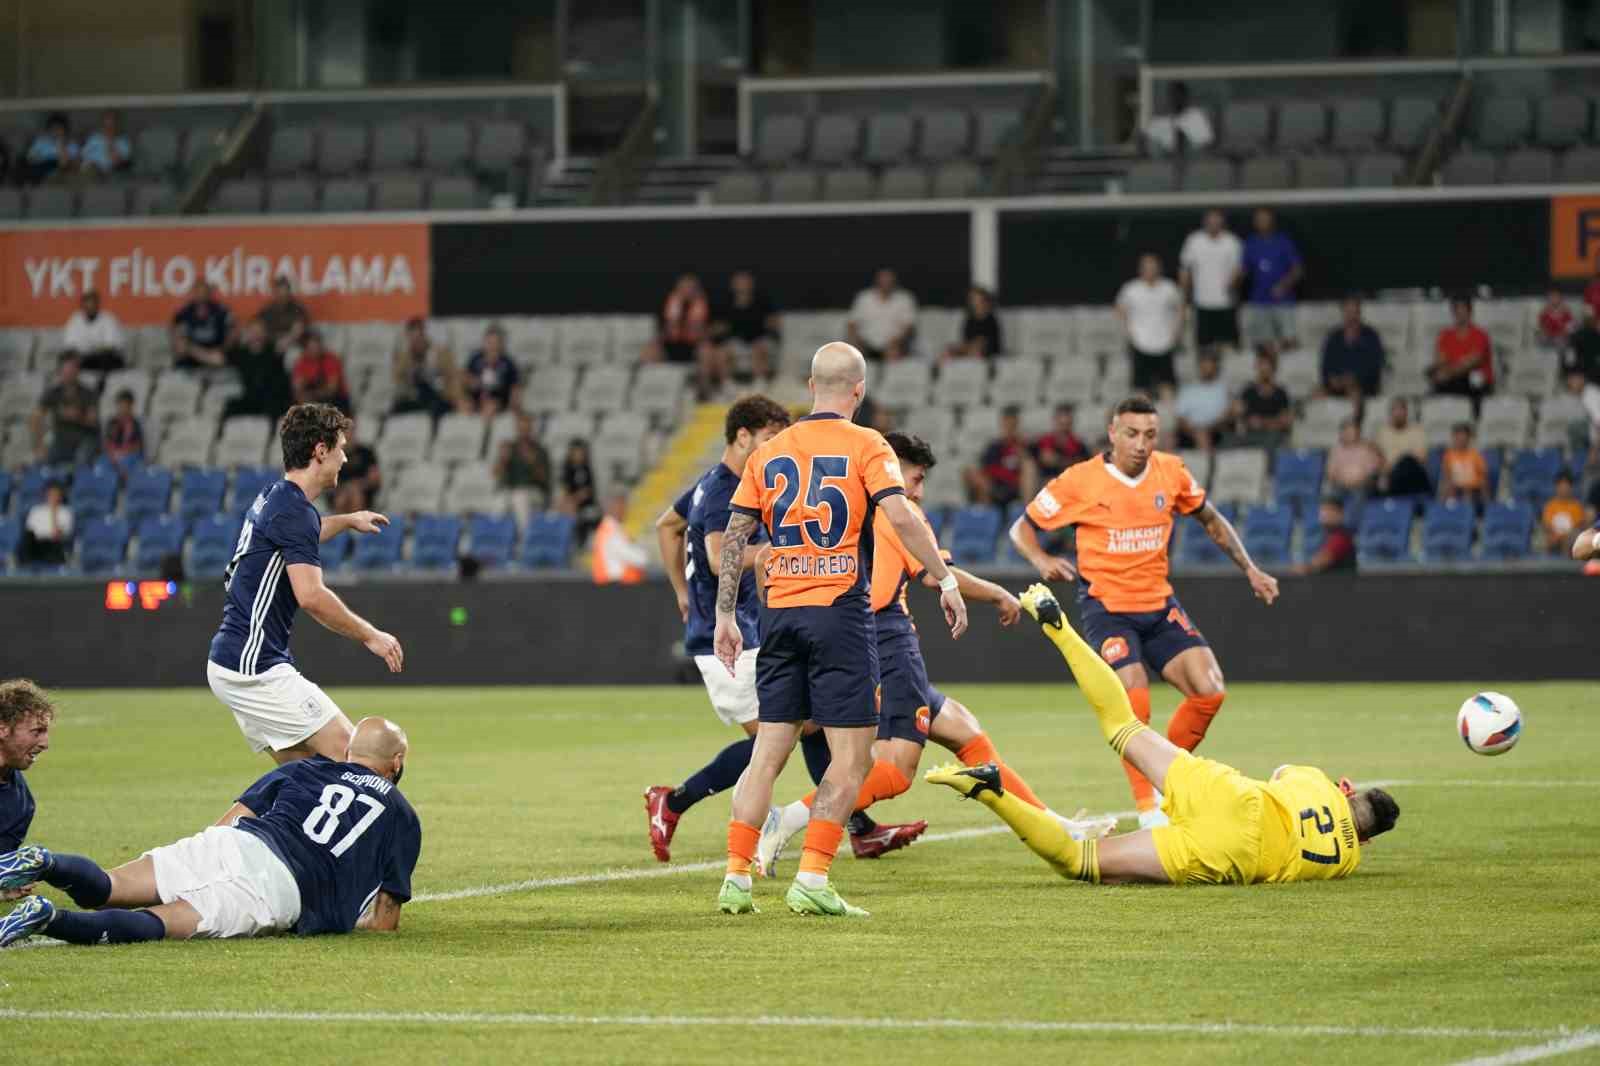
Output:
[1009, 394, 1278, 829]
[928, 584, 1400, 886]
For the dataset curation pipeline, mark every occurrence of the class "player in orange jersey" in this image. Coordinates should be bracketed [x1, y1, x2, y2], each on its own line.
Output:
[1008, 394, 1278, 830]
[714, 342, 967, 918]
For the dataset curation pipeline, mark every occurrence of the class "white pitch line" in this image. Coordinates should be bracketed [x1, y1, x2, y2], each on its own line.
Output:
[0, 1007, 1586, 1044]
[1444, 1031, 1600, 1066]
[1358, 780, 1600, 790]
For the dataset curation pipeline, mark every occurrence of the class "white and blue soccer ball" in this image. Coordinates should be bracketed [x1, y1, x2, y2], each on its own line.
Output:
[1457, 691, 1523, 756]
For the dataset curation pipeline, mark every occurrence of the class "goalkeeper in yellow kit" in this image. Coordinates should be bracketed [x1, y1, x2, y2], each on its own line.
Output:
[927, 585, 1400, 885]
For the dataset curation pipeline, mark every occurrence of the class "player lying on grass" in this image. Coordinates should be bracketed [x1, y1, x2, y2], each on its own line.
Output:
[927, 585, 1399, 885]
[756, 433, 1114, 875]
[0, 717, 419, 946]
[0, 680, 52, 859]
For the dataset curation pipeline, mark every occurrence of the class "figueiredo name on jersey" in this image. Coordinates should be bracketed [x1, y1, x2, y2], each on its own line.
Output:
[772, 552, 859, 577]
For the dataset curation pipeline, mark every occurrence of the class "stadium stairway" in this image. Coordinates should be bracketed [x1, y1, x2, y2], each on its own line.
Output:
[622, 403, 730, 543]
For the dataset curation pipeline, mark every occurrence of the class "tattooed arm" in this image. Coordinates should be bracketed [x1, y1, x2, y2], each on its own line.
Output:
[1194, 501, 1279, 605]
[713, 512, 759, 673]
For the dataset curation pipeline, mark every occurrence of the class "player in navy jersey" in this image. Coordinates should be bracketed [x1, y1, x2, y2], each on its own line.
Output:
[0, 717, 419, 946]
[0, 682, 53, 864]
[207, 403, 404, 764]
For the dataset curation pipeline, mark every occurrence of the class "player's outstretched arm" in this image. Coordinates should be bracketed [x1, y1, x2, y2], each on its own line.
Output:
[881, 494, 967, 638]
[713, 512, 758, 674]
[319, 511, 389, 543]
[287, 563, 404, 673]
[655, 506, 690, 621]
[1193, 502, 1278, 604]
[1572, 528, 1599, 561]
[356, 890, 404, 932]
[1008, 515, 1077, 582]
[922, 566, 1020, 626]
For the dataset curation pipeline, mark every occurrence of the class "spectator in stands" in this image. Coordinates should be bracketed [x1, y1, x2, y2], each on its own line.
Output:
[1585, 269, 1600, 324]
[1233, 349, 1293, 450]
[258, 276, 310, 355]
[847, 268, 917, 362]
[1175, 348, 1231, 451]
[1325, 418, 1383, 496]
[290, 329, 350, 412]
[62, 290, 126, 374]
[1291, 497, 1356, 575]
[1566, 306, 1600, 385]
[1179, 209, 1243, 351]
[463, 323, 523, 416]
[942, 285, 1003, 362]
[495, 411, 552, 525]
[1116, 253, 1185, 399]
[101, 389, 145, 477]
[1536, 286, 1576, 355]
[1241, 208, 1302, 352]
[1320, 296, 1385, 400]
[392, 317, 464, 419]
[80, 110, 131, 177]
[1429, 296, 1494, 407]
[1438, 422, 1488, 507]
[964, 406, 1036, 509]
[1374, 397, 1431, 497]
[1542, 470, 1585, 555]
[23, 113, 76, 183]
[31, 353, 99, 466]
[643, 274, 714, 396]
[1031, 404, 1088, 480]
[1548, 367, 1600, 454]
[708, 270, 780, 387]
[1143, 82, 1214, 156]
[199, 318, 291, 422]
[559, 438, 601, 542]
[332, 416, 380, 513]
[20, 481, 72, 568]
[171, 281, 235, 370]
[590, 494, 649, 585]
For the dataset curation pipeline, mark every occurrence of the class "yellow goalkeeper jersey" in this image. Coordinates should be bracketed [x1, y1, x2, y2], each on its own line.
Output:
[1258, 765, 1362, 883]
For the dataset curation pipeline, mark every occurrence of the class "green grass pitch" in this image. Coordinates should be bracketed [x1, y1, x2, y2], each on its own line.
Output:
[4, 680, 1598, 1065]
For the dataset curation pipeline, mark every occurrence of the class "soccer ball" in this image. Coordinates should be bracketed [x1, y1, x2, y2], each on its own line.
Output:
[1457, 691, 1522, 756]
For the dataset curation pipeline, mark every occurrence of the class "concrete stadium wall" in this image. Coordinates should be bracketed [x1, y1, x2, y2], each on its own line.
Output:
[2, 572, 1591, 689]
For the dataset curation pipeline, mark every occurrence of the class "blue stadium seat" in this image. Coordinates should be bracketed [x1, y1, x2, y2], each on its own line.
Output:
[410, 514, 461, 570]
[320, 532, 352, 571]
[949, 506, 1002, 564]
[1242, 505, 1295, 565]
[0, 516, 19, 570]
[1509, 448, 1564, 507]
[0, 470, 12, 514]
[1175, 502, 1236, 565]
[1420, 500, 1475, 562]
[189, 515, 242, 576]
[521, 512, 576, 569]
[179, 467, 228, 525]
[923, 506, 951, 544]
[229, 466, 277, 515]
[1483, 447, 1503, 496]
[467, 514, 518, 569]
[1272, 449, 1325, 516]
[15, 465, 64, 515]
[1356, 498, 1413, 564]
[70, 465, 119, 524]
[1480, 501, 1535, 560]
[124, 466, 174, 527]
[79, 516, 132, 573]
[133, 515, 185, 571]
[352, 519, 406, 571]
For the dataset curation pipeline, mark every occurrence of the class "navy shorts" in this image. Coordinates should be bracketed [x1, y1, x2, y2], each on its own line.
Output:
[875, 626, 947, 746]
[1078, 593, 1208, 676]
[756, 594, 880, 728]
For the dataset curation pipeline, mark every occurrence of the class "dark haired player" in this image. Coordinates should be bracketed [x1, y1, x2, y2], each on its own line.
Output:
[0, 717, 419, 946]
[206, 403, 404, 764]
[929, 585, 1399, 886]
[0, 681, 52, 862]
[1009, 394, 1278, 829]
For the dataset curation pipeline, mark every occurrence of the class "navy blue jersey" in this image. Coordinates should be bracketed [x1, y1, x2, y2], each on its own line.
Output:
[0, 770, 35, 852]
[233, 756, 420, 936]
[675, 462, 764, 656]
[209, 480, 321, 675]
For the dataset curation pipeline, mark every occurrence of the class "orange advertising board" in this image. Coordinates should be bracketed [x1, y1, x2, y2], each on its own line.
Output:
[0, 221, 430, 327]
[1550, 196, 1600, 279]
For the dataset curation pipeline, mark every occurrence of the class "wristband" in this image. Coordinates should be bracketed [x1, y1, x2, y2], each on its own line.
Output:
[938, 573, 959, 593]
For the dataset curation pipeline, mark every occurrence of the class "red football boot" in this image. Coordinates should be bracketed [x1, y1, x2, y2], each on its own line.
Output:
[643, 786, 680, 863]
[849, 820, 927, 859]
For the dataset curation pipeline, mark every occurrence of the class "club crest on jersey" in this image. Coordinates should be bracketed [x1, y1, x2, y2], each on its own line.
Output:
[1100, 636, 1130, 663]
[1154, 493, 1167, 511]
[915, 706, 931, 735]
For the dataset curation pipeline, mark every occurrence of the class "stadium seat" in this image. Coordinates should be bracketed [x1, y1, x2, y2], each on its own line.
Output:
[1296, 155, 1348, 189]
[178, 467, 227, 525]
[763, 169, 815, 203]
[1272, 449, 1326, 516]
[27, 186, 75, 220]
[79, 184, 130, 218]
[1176, 504, 1235, 566]
[267, 179, 318, 213]
[1210, 449, 1269, 506]
[421, 121, 472, 172]
[810, 115, 861, 164]
[577, 366, 632, 414]
[1421, 500, 1476, 562]
[1124, 160, 1177, 194]
[948, 506, 1002, 564]
[320, 532, 352, 572]
[472, 119, 531, 178]
[212, 179, 263, 214]
[1476, 97, 1532, 149]
[377, 412, 433, 467]
[320, 178, 370, 212]
[1508, 447, 1563, 506]
[1017, 309, 1075, 360]
[386, 465, 446, 515]
[371, 122, 419, 171]
[134, 515, 185, 571]
[862, 113, 915, 165]
[124, 466, 173, 527]
[1219, 101, 1271, 155]
[822, 168, 875, 202]
[1352, 153, 1405, 188]
[1181, 158, 1233, 192]
[132, 126, 181, 178]
[373, 173, 425, 211]
[1239, 156, 1293, 190]
[188, 515, 241, 576]
[1442, 149, 1497, 185]
[1481, 501, 1535, 560]
[878, 166, 929, 200]
[430, 176, 478, 211]
[14, 466, 62, 514]
[1499, 148, 1554, 184]
[267, 125, 316, 175]
[974, 110, 1017, 159]
[1330, 98, 1384, 150]
[0, 470, 10, 513]
[410, 514, 462, 571]
[1356, 499, 1414, 564]
[753, 115, 806, 165]
[148, 374, 203, 423]
[931, 160, 981, 198]
[444, 464, 505, 516]
[521, 511, 576, 569]
[558, 317, 614, 366]
[1420, 396, 1473, 449]
[1558, 146, 1600, 183]
[1534, 95, 1590, 148]
[467, 513, 518, 569]
[1276, 100, 1326, 150]
[631, 364, 689, 421]
[0, 516, 19, 570]
[1242, 505, 1295, 565]
[79, 517, 132, 574]
[711, 171, 763, 204]
[229, 465, 277, 515]
[918, 109, 970, 162]
[989, 358, 1046, 410]
[217, 416, 272, 468]
[0, 188, 19, 220]
[939, 359, 989, 409]
[352, 519, 405, 571]
[1477, 396, 1531, 450]
[432, 413, 487, 464]
[70, 465, 119, 523]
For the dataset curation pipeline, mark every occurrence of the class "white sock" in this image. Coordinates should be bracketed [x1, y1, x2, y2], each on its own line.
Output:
[794, 871, 827, 890]
[778, 800, 810, 841]
[724, 873, 752, 891]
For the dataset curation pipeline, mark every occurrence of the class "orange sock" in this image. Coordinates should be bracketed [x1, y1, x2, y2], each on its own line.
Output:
[956, 733, 1046, 810]
[1168, 692, 1225, 751]
[797, 817, 845, 879]
[726, 819, 759, 877]
[798, 761, 910, 814]
[1120, 688, 1159, 812]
